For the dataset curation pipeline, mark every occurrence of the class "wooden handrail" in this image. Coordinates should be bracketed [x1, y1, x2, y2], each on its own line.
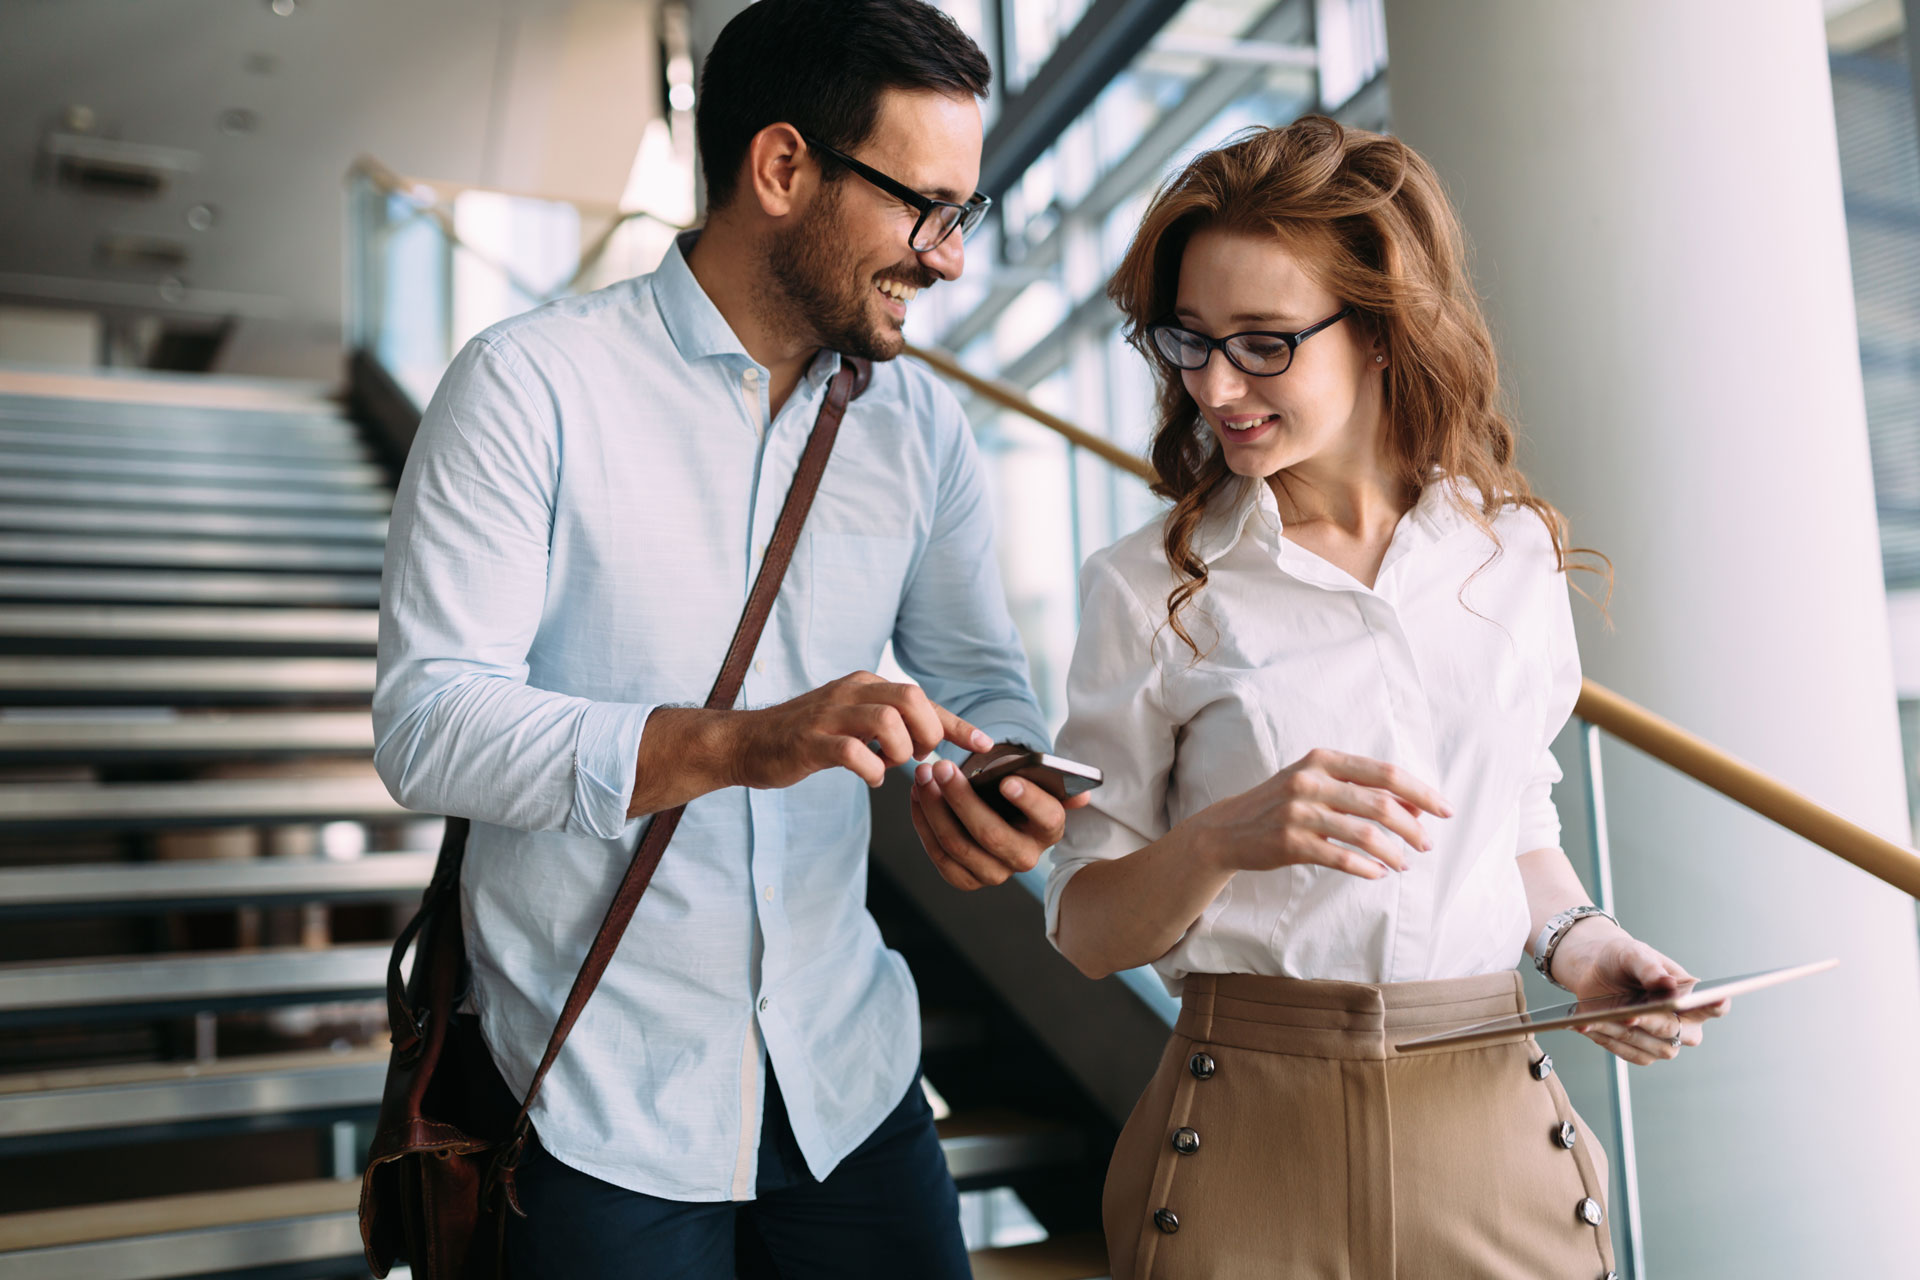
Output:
[904, 344, 1158, 483]
[902, 342, 1920, 901]
[1574, 683, 1920, 898]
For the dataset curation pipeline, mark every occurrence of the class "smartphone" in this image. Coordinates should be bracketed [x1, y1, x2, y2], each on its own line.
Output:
[963, 748, 1104, 824]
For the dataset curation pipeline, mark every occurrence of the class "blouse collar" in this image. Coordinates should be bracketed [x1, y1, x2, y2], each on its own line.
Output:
[1190, 470, 1484, 571]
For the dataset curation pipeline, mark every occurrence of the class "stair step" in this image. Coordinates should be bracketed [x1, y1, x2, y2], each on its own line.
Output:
[0, 772, 407, 834]
[0, 396, 348, 428]
[969, 1232, 1109, 1280]
[0, 372, 337, 420]
[0, 1178, 362, 1278]
[0, 656, 375, 703]
[0, 1180, 1106, 1280]
[0, 850, 435, 918]
[0, 405, 346, 440]
[0, 424, 372, 464]
[0, 709, 374, 762]
[0, 476, 390, 515]
[0, 568, 381, 607]
[0, 504, 387, 544]
[936, 1108, 1087, 1184]
[0, 534, 387, 573]
[0, 606, 378, 655]
[0, 1034, 1067, 1187]
[0, 452, 387, 491]
[0, 943, 393, 1027]
[0, 1046, 390, 1154]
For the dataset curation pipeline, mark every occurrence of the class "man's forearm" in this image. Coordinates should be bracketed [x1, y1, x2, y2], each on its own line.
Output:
[627, 707, 743, 818]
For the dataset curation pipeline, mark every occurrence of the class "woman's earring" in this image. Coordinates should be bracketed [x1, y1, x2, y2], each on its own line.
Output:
[1374, 355, 1385, 364]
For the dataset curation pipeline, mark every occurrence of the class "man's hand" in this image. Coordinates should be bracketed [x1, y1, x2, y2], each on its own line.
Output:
[732, 671, 992, 788]
[629, 672, 991, 818]
[908, 755, 1094, 891]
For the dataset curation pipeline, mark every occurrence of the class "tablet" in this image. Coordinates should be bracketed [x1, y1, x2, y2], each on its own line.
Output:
[1392, 958, 1838, 1052]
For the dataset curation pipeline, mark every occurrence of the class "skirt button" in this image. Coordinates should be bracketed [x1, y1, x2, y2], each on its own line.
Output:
[1171, 1127, 1201, 1155]
[1531, 1052, 1554, 1081]
[1576, 1197, 1604, 1226]
[1188, 1051, 1216, 1080]
[1153, 1208, 1181, 1234]
[1556, 1121, 1578, 1149]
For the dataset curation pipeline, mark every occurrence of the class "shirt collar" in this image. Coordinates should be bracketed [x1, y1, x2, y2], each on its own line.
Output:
[652, 230, 749, 365]
[652, 229, 845, 392]
[1191, 469, 1481, 568]
[1193, 476, 1273, 566]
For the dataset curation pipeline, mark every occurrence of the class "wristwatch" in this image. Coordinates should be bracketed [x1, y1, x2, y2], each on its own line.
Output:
[1533, 905, 1618, 991]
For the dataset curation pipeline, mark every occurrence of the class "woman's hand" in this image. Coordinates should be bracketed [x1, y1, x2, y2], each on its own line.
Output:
[1190, 748, 1452, 880]
[1552, 920, 1730, 1064]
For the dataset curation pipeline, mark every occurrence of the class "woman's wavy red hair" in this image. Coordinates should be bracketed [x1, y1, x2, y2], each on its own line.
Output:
[1107, 116, 1603, 654]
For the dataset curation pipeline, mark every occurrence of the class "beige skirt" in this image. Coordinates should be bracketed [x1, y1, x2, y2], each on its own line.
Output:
[1103, 971, 1616, 1280]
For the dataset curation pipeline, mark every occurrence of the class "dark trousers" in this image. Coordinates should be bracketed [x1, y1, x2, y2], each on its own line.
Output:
[504, 1066, 970, 1279]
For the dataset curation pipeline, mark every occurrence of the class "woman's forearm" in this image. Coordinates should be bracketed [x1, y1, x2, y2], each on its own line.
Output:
[1516, 847, 1591, 948]
[1517, 846, 1626, 962]
[1054, 823, 1238, 979]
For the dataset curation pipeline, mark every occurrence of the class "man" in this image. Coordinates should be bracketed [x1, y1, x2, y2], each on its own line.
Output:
[373, 1, 1080, 1275]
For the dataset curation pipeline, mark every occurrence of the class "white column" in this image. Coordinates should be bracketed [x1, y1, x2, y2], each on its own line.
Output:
[1382, 2, 1920, 1274]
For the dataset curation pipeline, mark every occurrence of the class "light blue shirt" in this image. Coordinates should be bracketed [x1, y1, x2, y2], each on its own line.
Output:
[374, 232, 1048, 1201]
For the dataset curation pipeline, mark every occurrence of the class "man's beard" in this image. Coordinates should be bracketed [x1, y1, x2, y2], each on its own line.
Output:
[762, 185, 931, 362]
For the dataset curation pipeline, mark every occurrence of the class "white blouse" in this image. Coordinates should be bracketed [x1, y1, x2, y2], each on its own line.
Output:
[1044, 475, 1581, 994]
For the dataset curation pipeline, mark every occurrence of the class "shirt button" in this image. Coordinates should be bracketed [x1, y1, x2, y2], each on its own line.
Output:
[743, 368, 760, 386]
[1576, 1197, 1604, 1226]
[753, 659, 765, 674]
[1531, 1053, 1554, 1081]
[1152, 1208, 1180, 1234]
[763, 885, 774, 902]
[758, 996, 770, 1012]
[1170, 1127, 1200, 1155]
[1556, 1121, 1578, 1149]
[1187, 1051, 1215, 1080]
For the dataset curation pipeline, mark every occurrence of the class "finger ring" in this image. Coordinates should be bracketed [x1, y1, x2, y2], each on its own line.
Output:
[1668, 1031, 1683, 1049]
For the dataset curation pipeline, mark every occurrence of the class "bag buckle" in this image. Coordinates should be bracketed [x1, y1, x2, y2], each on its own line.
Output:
[391, 1007, 429, 1067]
[485, 1126, 531, 1218]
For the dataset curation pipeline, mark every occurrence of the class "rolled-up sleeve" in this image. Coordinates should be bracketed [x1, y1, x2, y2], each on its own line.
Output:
[373, 335, 653, 836]
[890, 390, 1050, 755]
[1515, 565, 1583, 856]
[1043, 551, 1177, 949]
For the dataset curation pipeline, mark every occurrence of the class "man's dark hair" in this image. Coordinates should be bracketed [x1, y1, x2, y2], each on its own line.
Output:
[696, 0, 991, 213]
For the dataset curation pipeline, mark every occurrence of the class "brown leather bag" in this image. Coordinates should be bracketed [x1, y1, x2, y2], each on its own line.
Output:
[360, 357, 873, 1279]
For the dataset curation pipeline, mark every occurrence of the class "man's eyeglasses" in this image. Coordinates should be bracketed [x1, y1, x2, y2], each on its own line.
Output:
[799, 132, 991, 254]
[1145, 306, 1355, 377]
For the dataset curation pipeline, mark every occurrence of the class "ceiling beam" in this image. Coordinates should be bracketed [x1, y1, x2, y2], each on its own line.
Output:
[979, 0, 1191, 202]
[941, 0, 1310, 358]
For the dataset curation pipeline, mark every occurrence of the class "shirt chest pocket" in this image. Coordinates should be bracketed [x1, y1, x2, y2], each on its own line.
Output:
[806, 531, 914, 683]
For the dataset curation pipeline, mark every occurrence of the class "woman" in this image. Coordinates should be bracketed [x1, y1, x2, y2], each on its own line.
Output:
[1044, 117, 1725, 1279]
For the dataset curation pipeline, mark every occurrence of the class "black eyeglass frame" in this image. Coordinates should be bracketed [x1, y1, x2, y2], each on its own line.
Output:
[798, 131, 991, 253]
[1145, 306, 1357, 377]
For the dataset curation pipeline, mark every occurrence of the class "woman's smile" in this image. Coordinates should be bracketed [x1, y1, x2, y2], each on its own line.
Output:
[1216, 411, 1281, 445]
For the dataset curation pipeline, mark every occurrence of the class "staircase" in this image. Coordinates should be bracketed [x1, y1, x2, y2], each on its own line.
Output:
[0, 366, 1122, 1279]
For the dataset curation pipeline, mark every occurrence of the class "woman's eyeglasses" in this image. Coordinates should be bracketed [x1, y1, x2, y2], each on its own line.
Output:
[799, 132, 991, 254]
[1145, 306, 1355, 377]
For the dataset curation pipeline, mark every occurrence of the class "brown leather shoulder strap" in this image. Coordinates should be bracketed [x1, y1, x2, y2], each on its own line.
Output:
[506, 354, 871, 1139]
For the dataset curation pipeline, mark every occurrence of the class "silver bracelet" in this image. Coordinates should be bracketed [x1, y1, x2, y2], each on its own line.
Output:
[1533, 905, 1617, 991]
